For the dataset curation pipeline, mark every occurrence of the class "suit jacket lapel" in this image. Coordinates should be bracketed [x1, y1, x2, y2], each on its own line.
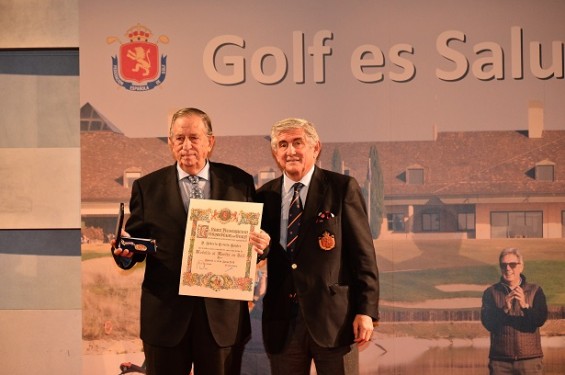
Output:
[269, 177, 283, 249]
[209, 162, 237, 201]
[208, 163, 222, 200]
[164, 164, 189, 231]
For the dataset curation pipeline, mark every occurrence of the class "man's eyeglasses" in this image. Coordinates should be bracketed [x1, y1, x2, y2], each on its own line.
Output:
[500, 262, 520, 269]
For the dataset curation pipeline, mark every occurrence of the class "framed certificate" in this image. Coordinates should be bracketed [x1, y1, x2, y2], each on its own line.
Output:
[179, 199, 263, 301]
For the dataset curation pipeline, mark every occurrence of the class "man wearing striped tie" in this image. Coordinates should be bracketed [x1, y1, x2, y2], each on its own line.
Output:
[257, 118, 380, 375]
[112, 107, 270, 375]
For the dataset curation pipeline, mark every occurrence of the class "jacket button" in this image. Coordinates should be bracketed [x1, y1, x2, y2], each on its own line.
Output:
[291, 263, 298, 270]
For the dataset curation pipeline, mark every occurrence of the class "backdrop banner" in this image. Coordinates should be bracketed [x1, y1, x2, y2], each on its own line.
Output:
[80, 1, 565, 374]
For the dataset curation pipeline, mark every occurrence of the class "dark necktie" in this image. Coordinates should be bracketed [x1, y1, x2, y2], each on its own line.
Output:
[187, 175, 204, 199]
[286, 183, 304, 255]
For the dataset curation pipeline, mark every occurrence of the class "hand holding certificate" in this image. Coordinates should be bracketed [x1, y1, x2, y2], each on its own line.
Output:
[179, 199, 263, 301]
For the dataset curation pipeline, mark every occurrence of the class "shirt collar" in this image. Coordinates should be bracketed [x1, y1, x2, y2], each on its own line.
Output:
[283, 165, 315, 194]
[176, 160, 210, 181]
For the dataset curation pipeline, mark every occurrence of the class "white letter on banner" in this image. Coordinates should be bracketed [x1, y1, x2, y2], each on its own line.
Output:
[389, 43, 415, 82]
[511, 26, 524, 79]
[472, 42, 504, 80]
[436, 30, 469, 81]
[293, 31, 305, 83]
[351, 44, 385, 83]
[203, 35, 245, 85]
[530, 40, 564, 79]
[308, 30, 333, 83]
[251, 46, 287, 84]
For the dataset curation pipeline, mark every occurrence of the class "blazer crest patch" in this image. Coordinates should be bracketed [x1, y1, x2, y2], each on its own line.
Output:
[318, 231, 336, 251]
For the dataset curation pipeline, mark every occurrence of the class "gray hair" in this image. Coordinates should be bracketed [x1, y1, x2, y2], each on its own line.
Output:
[499, 247, 523, 264]
[270, 117, 320, 150]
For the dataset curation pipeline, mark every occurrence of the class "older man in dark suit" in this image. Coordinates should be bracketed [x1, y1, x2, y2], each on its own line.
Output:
[257, 118, 380, 375]
[112, 107, 270, 375]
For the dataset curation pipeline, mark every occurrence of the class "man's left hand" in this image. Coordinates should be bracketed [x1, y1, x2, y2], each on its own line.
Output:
[353, 314, 374, 345]
[511, 286, 528, 309]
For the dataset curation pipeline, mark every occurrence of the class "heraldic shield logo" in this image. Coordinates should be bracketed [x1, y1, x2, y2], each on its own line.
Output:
[107, 24, 169, 91]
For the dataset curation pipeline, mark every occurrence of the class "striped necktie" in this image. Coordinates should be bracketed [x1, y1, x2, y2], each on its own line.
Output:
[187, 175, 204, 199]
[286, 183, 304, 255]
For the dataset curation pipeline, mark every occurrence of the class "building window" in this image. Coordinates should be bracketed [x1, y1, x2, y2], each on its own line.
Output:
[535, 164, 554, 181]
[81, 103, 112, 131]
[80, 103, 122, 133]
[124, 170, 141, 188]
[387, 213, 405, 232]
[407, 168, 424, 185]
[490, 211, 543, 238]
[458, 213, 475, 231]
[422, 213, 440, 231]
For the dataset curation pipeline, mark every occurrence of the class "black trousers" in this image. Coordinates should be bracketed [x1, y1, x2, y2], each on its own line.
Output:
[268, 309, 359, 375]
[143, 298, 244, 375]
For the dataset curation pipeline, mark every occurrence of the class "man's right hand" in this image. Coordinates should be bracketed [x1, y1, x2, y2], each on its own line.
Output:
[111, 231, 134, 258]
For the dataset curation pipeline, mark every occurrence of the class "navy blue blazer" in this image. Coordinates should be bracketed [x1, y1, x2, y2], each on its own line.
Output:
[257, 167, 379, 353]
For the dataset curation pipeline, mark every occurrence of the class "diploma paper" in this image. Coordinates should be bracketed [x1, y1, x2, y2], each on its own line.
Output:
[179, 199, 263, 301]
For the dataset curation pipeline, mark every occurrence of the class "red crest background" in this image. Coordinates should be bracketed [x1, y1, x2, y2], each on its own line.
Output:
[119, 41, 159, 83]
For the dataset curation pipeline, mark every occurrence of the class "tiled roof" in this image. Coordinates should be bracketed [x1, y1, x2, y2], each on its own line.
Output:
[80, 131, 278, 201]
[81, 129, 565, 202]
[319, 130, 565, 198]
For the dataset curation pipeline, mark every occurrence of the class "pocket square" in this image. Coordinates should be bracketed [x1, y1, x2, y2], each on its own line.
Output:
[316, 211, 335, 223]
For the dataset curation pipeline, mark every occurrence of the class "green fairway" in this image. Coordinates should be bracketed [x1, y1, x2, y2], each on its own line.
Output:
[82, 238, 565, 305]
[375, 238, 565, 305]
[379, 261, 565, 305]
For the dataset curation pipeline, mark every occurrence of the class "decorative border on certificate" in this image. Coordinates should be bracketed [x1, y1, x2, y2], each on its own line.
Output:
[179, 199, 263, 301]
